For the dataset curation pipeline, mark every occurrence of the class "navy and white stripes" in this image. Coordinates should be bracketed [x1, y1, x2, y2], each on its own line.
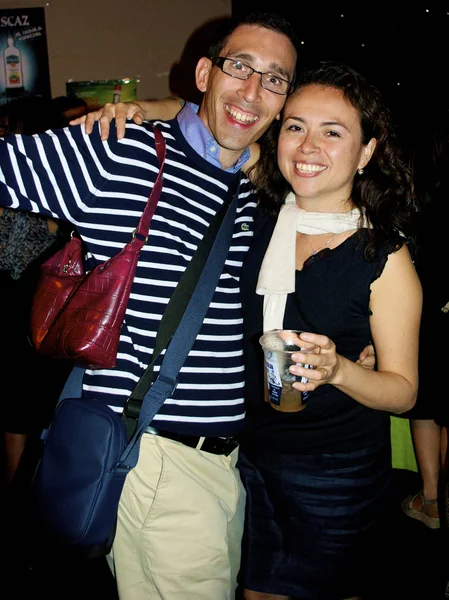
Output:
[0, 117, 257, 436]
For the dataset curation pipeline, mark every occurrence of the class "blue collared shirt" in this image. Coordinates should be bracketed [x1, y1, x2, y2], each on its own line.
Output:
[177, 102, 250, 174]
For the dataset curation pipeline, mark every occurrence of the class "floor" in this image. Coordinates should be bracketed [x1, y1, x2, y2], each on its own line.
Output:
[2, 450, 448, 599]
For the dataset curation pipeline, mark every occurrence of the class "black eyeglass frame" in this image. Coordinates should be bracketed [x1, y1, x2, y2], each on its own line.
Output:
[210, 56, 292, 96]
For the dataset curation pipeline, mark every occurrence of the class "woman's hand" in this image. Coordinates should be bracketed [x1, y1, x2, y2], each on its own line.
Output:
[289, 332, 339, 393]
[70, 101, 145, 140]
[356, 343, 376, 370]
[69, 97, 183, 141]
[288, 333, 375, 395]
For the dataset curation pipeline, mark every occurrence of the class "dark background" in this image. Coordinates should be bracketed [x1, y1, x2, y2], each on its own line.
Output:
[231, 1, 448, 150]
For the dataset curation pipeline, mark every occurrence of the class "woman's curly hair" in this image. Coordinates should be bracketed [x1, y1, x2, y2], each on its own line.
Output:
[249, 61, 420, 259]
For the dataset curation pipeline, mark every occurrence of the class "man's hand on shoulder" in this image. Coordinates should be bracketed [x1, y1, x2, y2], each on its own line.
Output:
[70, 102, 145, 141]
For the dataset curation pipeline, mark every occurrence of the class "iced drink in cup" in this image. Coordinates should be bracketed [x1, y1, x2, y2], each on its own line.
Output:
[259, 330, 317, 412]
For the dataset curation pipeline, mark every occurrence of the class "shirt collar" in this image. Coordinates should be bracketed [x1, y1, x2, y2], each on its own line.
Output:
[177, 102, 250, 174]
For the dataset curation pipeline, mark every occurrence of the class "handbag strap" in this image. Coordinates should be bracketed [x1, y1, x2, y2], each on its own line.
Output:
[66, 125, 166, 264]
[132, 125, 166, 245]
[118, 174, 242, 467]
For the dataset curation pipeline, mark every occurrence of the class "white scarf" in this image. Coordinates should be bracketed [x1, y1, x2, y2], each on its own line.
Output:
[256, 192, 367, 332]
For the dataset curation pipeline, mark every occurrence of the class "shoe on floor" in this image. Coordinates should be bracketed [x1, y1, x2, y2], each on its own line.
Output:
[401, 490, 440, 529]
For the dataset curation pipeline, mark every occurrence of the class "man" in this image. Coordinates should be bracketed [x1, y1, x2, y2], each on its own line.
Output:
[0, 12, 298, 600]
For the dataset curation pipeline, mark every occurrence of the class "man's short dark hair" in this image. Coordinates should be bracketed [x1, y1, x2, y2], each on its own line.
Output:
[207, 12, 298, 65]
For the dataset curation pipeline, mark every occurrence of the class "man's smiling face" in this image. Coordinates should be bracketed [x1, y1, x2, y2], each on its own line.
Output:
[195, 24, 296, 170]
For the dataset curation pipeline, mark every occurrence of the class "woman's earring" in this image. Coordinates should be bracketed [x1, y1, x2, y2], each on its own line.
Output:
[358, 168, 364, 175]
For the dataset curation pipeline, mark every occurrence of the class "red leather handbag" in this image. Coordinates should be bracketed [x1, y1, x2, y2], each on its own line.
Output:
[30, 125, 166, 369]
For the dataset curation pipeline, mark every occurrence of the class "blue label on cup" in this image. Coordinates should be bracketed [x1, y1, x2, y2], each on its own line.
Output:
[265, 352, 283, 404]
[267, 382, 282, 405]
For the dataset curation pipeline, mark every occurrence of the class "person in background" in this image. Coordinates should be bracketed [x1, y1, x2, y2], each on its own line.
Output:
[0, 95, 74, 492]
[51, 95, 89, 124]
[73, 60, 420, 599]
[400, 116, 448, 534]
[0, 95, 59, 137]
[431, 120, 449, 593]
[0, 95, 76, 587]
[431, 118, 449, 596]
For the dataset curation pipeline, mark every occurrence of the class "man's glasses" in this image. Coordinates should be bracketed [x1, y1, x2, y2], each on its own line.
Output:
[211, 57, 292, 96]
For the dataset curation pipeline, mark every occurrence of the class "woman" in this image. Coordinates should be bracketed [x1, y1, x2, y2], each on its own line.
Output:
[237, 62, 422, 600]
[72, 61, 421, 599]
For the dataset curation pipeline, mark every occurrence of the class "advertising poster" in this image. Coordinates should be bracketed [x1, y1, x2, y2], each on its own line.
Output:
[66, 78, 137, 110]
[0, 7, 51, 105]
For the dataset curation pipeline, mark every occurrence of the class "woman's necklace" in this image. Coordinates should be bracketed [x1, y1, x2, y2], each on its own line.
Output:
[304, 232, 338, 256]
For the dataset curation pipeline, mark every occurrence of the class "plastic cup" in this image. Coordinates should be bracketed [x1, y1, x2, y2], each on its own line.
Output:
[259, 329, 317, 412]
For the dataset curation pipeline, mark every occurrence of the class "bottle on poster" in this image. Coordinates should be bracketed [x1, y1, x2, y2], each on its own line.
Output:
[3, 33, 24, 90]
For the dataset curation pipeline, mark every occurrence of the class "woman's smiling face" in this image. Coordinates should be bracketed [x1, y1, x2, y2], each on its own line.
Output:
[277, 84, 376, 209]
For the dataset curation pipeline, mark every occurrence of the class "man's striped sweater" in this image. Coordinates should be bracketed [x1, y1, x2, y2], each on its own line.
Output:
[0, 117, 258, 437]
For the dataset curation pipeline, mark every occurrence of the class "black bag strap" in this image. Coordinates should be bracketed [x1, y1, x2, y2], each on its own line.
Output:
[122, 173, 242, 436]
[119, 174, 242, 467]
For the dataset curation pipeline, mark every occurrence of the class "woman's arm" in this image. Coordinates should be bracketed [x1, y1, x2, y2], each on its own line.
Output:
[70, 98, 262, 174]
[289, 244, 422, 414]
[70, 97, 184, 141]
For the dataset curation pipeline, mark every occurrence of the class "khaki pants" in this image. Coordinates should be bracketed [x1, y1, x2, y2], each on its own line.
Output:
[107, 433, 246, 599]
